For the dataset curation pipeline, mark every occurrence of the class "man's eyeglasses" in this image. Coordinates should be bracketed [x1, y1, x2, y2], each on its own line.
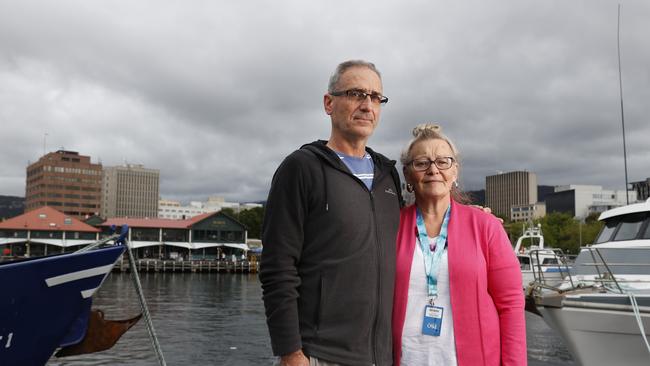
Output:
[329, 89, 389, 105]
[408, 157, 455, 171]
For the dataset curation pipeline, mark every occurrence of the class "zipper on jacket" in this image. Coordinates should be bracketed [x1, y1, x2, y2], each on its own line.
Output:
[309, 144, 392, 364]
[369, 190, 382, 365]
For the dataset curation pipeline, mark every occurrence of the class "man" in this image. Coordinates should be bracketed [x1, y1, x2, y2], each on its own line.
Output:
[260, 60, 402, 366]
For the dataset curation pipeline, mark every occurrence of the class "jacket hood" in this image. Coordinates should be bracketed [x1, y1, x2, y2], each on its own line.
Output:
[299, 140, 402, 211]
[300, 140, 396, 172]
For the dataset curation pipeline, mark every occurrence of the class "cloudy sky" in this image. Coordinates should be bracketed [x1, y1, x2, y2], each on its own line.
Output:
[1, 0, 648, 203]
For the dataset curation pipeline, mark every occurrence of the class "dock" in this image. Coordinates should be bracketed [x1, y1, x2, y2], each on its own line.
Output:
[114, 258, 259, 273]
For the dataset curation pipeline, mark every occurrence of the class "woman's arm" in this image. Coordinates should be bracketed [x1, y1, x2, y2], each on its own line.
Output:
[486, 220, 527, 365]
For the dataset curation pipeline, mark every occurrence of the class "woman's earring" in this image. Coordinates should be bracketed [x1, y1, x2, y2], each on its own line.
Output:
[406, 183, 414, 193]
[453, 181, 459, 188]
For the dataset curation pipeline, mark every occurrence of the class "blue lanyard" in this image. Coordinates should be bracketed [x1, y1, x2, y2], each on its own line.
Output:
[415, 205, 451, 299]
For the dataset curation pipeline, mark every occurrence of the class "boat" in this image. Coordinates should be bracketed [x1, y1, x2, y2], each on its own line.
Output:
[514, 224, 570, 288]
[528, 198, 650, 366]
[0, 232, 130, 366]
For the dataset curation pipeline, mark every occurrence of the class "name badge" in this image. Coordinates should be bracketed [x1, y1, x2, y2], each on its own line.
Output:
[421, 305, 444, 336]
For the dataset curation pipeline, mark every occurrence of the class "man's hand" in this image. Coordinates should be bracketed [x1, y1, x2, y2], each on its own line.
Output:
[472, 205, 504, 224]
[280, 350, 309, 366]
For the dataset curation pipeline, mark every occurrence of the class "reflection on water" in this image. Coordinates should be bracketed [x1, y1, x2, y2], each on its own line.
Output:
[47, 273, 573, 366]
[47, 273, 274, 366]
[526, 313, 575, 366]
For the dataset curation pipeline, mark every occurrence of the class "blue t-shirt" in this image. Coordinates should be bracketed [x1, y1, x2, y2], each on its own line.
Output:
[335, 151, 374, 190]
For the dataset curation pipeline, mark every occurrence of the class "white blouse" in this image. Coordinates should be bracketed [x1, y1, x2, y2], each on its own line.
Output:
[401, 236, 458, 366]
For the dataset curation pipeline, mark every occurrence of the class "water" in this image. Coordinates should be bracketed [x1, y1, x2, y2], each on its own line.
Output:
[47, 273, 575, 365]
[526, 313, 575, 366]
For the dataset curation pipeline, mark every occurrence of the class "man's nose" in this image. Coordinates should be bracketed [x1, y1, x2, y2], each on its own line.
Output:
[359, 95, 373, 110]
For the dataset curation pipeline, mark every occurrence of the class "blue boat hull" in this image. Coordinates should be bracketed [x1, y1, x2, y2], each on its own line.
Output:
[0, 245, 125, 366]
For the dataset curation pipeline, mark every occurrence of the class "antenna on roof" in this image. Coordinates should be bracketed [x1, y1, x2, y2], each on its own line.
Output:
[617, 4, 630, 205]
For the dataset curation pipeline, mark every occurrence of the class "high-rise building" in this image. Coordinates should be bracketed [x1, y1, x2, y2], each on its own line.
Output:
[485, 171, 538, 218]
[25, 150, 103, 218]
[102, 164, 160, 218]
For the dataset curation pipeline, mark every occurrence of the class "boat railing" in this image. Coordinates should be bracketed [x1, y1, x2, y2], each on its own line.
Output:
[533, 246, 650, 294]
[528, 248, 574, 290]
[584, 246, 625, 293]
[574, 246, 650, 294]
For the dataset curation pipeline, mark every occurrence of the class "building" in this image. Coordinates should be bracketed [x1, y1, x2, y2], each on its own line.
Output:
[0, 206, 100, 257]
[102, 164, 160, 219]
[631, 178, 650, 201]
[100, 211, 248, 260]
[485, 171, 538, 218]
[25, 150, 102, 218]
[158, 199, 207, 219]
[546, 185, 636, 219]
[158, 196, 262, 219]
[511, 202, 546, 222]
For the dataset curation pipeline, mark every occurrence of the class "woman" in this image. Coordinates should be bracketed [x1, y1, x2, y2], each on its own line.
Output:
[392, 124, 526, 366]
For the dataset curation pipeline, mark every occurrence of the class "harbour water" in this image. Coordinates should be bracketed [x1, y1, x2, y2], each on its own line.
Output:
[47, 273, 575, 365]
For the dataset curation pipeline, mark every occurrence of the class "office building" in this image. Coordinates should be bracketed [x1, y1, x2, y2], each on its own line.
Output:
[511, 202, 546, 222]
[25, 150, 102, 218]
[102, 164, 160, 218]
[546, 185, 636, 219]
[158, 199, 207, 219]
[158, 196, 262, 219]
[631, 178, 650, 201]
[485, 171, 538, 218]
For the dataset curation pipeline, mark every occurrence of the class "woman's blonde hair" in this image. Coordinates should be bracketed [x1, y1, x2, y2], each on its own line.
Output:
[401, 123, 470, 204]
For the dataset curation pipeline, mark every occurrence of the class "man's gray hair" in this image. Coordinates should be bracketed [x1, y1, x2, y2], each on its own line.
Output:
[328, 60, 382, 93]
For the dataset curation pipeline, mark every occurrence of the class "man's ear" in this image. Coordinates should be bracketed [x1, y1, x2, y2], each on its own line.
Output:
[323, 94, 333, 115]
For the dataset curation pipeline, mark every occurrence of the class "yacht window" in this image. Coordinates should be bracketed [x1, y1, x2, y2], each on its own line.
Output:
[595, 220, 617, 243]
[542, 258, 558, 265]
[518, 256, 531, 270]
[613, 213, 646, 241]
[642, 222, 650, 239]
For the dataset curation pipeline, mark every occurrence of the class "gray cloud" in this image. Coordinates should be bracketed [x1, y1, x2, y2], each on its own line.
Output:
[1, 0, 649, 203]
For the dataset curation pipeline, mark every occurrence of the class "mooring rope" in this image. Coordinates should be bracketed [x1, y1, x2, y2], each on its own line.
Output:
[74, 233, 120, 253]
[124, 237, 167, 366]
[628, 292, 650, 358]
[72, 226, 166, 365]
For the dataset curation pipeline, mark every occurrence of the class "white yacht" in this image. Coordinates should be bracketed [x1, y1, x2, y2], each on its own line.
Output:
[529, 198, 650, 366]
[514, 224, 569, 288]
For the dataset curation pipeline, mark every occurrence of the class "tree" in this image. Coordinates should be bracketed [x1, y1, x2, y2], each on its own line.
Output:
[220, 207, 237, 218]
[238, 206, 264, 239]
[219, 206, 265, 239]
[535, 212, 604, 254]
[500, 212, 606, 255]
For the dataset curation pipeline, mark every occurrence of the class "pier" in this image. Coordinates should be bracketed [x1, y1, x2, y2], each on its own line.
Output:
[114, 258, 259, 273]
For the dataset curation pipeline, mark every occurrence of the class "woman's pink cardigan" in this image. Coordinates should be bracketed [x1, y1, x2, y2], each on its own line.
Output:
[392, 201, 527, 366]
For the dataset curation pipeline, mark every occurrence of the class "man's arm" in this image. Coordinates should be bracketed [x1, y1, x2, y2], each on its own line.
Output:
[259, 154, 309, 358]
